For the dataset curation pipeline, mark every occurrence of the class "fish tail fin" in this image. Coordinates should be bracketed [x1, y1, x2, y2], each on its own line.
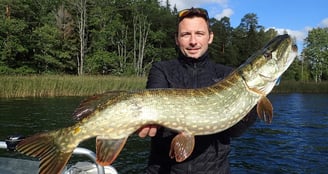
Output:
[16, 130, 75, 174]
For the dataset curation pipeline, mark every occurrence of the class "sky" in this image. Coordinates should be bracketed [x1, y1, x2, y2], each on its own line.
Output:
[160, 0, 328, 53]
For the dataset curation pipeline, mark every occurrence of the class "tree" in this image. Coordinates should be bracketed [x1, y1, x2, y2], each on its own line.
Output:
[32, 24, 62, 73]
[0, 17, 30, 74]
[56, 4, 74, 40]
[235, 13, 266, 63]
[303, 27, 328, 82]
[0, 0, 313, 81]
[69, 0, 88, 75]
[209, 17, 237, 66]
[133, 13, 151, 76]
[85, 1, 128, 75]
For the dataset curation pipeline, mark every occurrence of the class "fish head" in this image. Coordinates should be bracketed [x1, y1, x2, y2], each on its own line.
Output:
[240, 34, 298, 95]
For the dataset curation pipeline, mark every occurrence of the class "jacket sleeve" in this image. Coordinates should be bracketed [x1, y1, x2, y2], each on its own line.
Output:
[146, 62, 169, 89]
[226, 106, 258, 137]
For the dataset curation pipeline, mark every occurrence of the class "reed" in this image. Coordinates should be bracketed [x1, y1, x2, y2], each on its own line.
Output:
[0, 75, 147, 98]
[1, 76, 327, 98]
[273, 80, 328, 93]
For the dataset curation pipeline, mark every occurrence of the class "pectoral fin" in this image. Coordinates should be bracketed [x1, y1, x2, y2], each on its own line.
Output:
[257, 96, 273, 124]
[169, 132, 195, 162]
[96, 136, 127, 166]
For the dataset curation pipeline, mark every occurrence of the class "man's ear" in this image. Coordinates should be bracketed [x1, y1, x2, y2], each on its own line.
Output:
[208, 31, 214, 44]
[175, 34, 179, 46]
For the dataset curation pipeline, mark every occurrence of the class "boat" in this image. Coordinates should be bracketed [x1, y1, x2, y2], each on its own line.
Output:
[0, 135, 118, 174]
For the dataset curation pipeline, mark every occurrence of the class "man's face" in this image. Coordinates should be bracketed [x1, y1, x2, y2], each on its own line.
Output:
[176, 17, 214, 59]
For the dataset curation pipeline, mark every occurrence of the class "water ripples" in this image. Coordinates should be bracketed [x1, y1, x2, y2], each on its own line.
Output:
[0, 94, 327, 173]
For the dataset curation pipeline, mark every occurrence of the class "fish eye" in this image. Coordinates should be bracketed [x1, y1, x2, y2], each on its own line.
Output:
[264, 51, 272, 59]
[292, 44, 298, 52]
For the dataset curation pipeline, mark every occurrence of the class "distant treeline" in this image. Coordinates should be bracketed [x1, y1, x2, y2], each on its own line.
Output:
[0, 0, 327, 82]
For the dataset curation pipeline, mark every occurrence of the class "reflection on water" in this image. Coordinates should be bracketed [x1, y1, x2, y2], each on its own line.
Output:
[0, 94, 327, 173]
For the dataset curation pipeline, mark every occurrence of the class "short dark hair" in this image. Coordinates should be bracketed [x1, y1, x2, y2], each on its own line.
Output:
[176, 7, 211, 33]
[177, 7, 209, 23]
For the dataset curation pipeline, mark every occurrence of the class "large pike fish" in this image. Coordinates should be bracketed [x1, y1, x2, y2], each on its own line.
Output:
[16, 34, 297, 174]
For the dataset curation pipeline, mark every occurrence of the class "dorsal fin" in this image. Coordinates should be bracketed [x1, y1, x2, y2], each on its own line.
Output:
[72, 91, 127, 121]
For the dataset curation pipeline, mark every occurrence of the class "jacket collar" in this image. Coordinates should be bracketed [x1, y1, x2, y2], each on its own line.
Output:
[178, 50, 209, 66]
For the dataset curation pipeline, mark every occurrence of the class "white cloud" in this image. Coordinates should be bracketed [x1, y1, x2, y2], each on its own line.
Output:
[160, 0, 232, 22]
[160, 0, 228, 11]
[304, 26, 313, 32]
[271, 28, 307, 43]
[276, 17, 328, 45]
[214, 8, 234, 20]
[268, 27, 307, 52]
[320, 18, 328, 27]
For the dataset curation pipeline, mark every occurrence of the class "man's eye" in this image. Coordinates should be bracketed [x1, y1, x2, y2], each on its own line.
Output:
[196, 32, 205, 36]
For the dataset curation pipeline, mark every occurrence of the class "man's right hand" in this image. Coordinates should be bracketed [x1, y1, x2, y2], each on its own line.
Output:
[138, 125, 158, 138]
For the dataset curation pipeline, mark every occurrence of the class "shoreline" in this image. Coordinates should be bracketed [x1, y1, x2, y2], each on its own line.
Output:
[0, 75, 327, 98]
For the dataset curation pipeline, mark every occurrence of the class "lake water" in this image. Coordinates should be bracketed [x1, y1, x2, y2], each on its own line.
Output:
[0, 93, 327, 174]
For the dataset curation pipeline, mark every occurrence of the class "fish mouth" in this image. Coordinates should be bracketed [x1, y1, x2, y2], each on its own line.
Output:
[259, 74, 276, 82]
[260, 74, 273, 81]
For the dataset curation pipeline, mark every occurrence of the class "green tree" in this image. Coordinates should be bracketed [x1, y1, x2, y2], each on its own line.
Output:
[1, 0, 305, 79]
[233, 13, 267, 66]
[86, 1, 127, 74]
[303, 27, 328, 82]
[31, 23, 75, 74]
[210, 17, 237, 66]
[0, 18, 30, 74]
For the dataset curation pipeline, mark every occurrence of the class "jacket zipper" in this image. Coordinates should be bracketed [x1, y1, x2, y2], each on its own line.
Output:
[192, 63, 198, 88]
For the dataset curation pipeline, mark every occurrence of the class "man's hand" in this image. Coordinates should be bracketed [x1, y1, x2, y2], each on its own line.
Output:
[138, 125, 158, 138]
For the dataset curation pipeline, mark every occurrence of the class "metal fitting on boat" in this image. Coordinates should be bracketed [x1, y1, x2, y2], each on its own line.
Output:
[5, 135, 25, 151]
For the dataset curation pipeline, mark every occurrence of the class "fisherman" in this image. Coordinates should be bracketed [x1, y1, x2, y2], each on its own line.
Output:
[138, 7, 258, 174]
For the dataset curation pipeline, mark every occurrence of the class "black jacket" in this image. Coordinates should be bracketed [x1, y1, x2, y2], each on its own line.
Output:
[145, 51, 257, 174]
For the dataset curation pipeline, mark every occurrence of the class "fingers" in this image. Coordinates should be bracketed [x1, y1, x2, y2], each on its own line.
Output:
[138, 125, 158, 138]
[148, 126, 157, 137]
[138, 127, 150, 138]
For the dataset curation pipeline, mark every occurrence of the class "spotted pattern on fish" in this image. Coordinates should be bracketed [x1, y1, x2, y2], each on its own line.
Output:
[16, 34, 297, 174]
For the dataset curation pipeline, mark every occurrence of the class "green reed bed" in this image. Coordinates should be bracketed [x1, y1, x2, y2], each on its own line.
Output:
[273, 80, 328, 93]
[0, 75, 147, 98]
[1, 76, 327, 98]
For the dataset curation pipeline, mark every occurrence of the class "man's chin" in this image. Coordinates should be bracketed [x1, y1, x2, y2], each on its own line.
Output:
[187, 53, 200, 59]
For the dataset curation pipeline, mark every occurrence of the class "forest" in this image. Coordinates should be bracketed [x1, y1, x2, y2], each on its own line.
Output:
[0, 0, 327, 82]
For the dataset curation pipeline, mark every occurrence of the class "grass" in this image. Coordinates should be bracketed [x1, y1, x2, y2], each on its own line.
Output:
[272, 80, 328, 93]
[0, 76, 327, 98]
[0, 75, 147, 98]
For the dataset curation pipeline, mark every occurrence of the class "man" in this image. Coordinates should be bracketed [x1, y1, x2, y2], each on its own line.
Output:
[138, 7, 257, 174]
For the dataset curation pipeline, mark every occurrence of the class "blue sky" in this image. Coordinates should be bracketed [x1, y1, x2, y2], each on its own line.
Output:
[161, 0, 328, 52]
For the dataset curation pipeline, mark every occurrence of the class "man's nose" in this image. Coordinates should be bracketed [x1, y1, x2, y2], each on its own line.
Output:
[189, 34, 197, 46]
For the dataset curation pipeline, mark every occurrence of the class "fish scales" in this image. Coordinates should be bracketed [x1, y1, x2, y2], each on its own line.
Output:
[16, 34, 297, 174]
[69, 73, 260, 141]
